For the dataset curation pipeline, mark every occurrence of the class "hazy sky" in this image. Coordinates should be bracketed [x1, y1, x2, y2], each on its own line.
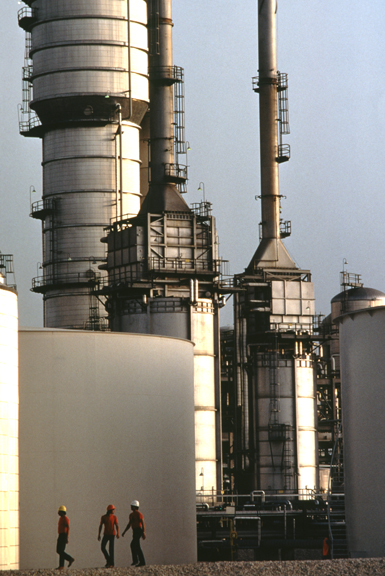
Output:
[2, 1, 385, 327]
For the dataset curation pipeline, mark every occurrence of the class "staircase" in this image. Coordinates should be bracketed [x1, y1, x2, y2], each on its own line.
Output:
[328, 492, 349, 558]
[327, 422, 349, 558]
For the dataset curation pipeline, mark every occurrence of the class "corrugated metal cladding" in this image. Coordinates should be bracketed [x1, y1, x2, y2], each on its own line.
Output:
[31, 0, 148, 103]
[26, 0, 149, 328]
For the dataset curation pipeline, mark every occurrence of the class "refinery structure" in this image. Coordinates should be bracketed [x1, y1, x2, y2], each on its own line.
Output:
[1, 0, 385, 569]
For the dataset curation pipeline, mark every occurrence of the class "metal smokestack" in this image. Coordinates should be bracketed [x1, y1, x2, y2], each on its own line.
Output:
[258, 0, 280, 241]
[150, 0, 175, 184]
[248, 0, 295, 270]
[141, 0, 189, 213]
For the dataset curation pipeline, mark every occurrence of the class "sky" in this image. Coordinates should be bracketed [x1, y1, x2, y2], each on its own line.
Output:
[2, 1, 385, 327]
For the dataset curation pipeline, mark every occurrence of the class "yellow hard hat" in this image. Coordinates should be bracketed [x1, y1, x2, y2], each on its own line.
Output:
[58, 505, 67, 513]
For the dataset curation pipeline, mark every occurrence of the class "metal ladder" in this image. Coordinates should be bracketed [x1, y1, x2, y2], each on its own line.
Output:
[276, 72, 290, 163]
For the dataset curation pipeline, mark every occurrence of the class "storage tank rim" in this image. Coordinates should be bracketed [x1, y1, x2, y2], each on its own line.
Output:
[335, 304, 385, 325]
[0, 283, 17, 295]
[18, 326, 196, 345]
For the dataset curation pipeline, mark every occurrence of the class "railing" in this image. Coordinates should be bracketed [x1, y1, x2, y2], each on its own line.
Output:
[191, 201, 212, 218]
[0, 254, 16, 289]
[277, 71, 289, 91]
[19, 115, 42, 135]
[196, 490, 325, 509]
[18, 6, 36, 24]
[31, 198, 55, 215]
[164, 163, 187, 182]
[280, 219, 291, 238]
[32, 270, 102, 290]
[276, 143, 291, 162]
[148, 65, 184, 83]
[148, 256, 220, 274]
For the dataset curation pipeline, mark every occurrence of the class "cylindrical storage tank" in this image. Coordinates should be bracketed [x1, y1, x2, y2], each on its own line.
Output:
[330, 287, 385, 371]
[0, 283, 19, 569]
[339, 306, 385, 558]
[18, 329, 196, 568]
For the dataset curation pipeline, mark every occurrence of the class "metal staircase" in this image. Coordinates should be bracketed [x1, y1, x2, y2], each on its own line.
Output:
[328, 492, 349, 558]
[327, 423, 349, 558]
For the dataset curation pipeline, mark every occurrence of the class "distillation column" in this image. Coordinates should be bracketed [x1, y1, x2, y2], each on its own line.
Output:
[18, 1, 149, 328]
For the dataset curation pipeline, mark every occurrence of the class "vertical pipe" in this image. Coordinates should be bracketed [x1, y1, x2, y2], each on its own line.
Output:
[214, 301, 222, 491]
[115, 128, 119, 219]
[118, 105, 124, 219]
[258, 0, 280, 241]
[127, 0, 133, 119]
[149, 0, 175, 186]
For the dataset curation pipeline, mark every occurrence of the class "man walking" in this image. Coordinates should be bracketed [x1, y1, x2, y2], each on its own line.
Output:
[98, 504, 120, 567]
[122, 500, 146, 566]
[56, 505, 75, 570]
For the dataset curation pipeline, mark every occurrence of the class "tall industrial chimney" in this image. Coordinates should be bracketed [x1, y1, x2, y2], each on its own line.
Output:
[232, 0, 318, 495]
[249, 0, 294, 270]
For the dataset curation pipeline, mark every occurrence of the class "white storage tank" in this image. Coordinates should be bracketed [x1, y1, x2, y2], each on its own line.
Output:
[0, 280, 19, 569]
[18, 329, 196, 568]
[339, 305, 385, 557]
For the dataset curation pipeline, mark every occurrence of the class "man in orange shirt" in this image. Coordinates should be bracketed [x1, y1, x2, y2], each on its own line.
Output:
[56, 506, 75, 570]
[98, 504, 120, 567]
[122, 500, 146, 566]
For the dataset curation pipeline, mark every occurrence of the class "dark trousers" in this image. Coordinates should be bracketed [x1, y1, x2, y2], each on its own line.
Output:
[101, 534, 115, 566]
[131, 528, 145, 566]
[56, 533, 72, 568]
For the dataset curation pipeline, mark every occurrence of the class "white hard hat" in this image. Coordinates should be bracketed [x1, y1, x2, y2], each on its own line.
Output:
[131, 500, 140, 508]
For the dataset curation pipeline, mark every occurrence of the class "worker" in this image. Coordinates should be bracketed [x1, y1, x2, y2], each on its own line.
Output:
[122, 500, 146, 566]
[56, 505, 75, 570]
[322, 536, 330, 559]
[98, 504, 120, 568]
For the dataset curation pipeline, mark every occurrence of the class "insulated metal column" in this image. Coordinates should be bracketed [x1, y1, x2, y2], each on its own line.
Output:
[19, 0, 149, 328]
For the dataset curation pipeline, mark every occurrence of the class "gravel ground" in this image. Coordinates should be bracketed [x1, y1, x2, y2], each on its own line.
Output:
[3, 559, 385, 576]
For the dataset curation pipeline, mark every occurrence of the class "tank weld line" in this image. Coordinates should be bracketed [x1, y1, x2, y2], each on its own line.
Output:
[31, 66, 127, 80]
[31, 42, 149, 56]
[42, 155, 116, 165]
[31, 15, 142, 25]
[42, 190, 116, 196]
[30, 40, 129, 56]
[31, 92, 146, 103]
